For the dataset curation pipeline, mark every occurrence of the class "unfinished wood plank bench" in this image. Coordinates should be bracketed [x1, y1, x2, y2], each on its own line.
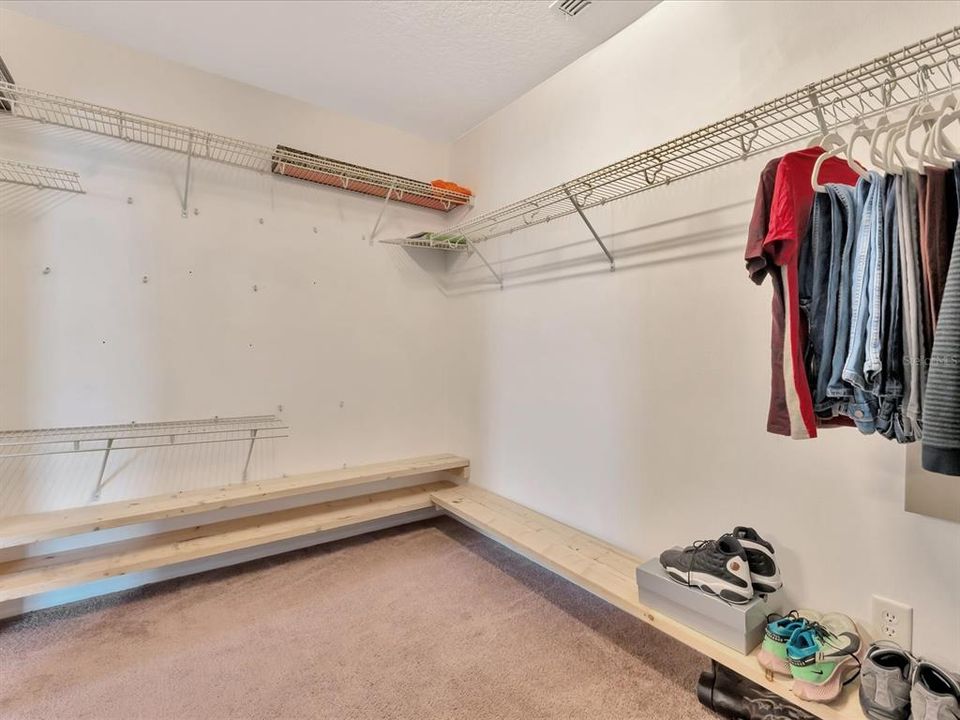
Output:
[0, 458, 862, 720]
[429, 483, 864, 720]
[0, 454, 469, 603]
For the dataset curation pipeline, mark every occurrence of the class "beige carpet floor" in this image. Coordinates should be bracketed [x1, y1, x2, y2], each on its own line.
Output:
[0, 517, 718, 720]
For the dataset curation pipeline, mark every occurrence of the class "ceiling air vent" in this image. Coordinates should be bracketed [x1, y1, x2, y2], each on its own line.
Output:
[551, 0, 592, 18]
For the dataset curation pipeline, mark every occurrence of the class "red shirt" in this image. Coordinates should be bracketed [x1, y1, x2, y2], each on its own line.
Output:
[750, 148, 860, 439]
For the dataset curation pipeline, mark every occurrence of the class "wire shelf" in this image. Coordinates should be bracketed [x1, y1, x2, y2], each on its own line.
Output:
[0, 415, 289, 499]
[0, 415, 288, 457]
[384, 25, 960, 251]
[381, 232, 472, 251]
[0, 158, 84, 193]
[0, 82, 471, 212]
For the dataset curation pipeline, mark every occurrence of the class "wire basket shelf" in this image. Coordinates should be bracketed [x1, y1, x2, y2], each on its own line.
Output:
[0, 82, 471, 211]
[383, 25, 960, 253]
[0, 157, 84, 193]
[0, 415, 289, 500]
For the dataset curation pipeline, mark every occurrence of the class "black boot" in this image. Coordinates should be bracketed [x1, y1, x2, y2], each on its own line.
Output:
[697, 661, 817, 720]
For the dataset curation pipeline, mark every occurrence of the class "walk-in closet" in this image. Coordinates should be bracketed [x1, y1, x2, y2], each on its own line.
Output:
[0, 2, 958, 719]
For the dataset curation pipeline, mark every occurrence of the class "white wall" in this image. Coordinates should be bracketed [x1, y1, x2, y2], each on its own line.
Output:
[449, 1, 960, 666]
[0, 9, 462, 513]
[1, 0, 958, 670]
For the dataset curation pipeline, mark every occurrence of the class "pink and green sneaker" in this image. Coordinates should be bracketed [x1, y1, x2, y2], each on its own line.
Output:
[757, 610, 822, 676]
[787, 613, 864, 703]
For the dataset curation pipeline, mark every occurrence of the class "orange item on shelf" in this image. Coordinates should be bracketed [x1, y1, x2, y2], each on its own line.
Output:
[431, 179, 473, 197]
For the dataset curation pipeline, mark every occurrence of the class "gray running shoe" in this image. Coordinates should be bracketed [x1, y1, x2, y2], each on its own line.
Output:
[858, 643, 914, 720]
[911, 661, 960, 720]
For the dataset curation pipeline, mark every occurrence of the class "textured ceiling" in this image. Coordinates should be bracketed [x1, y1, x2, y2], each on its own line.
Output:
[2, 0, 659, 141]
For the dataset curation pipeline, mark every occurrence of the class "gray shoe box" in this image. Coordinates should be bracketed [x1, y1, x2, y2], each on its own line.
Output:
[635, 558, 774, 654]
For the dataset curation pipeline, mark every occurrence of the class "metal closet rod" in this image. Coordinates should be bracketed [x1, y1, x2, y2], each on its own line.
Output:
[0, 415, 289, 499]
[382, 24, 960, 280]
[0, 157, 84, 193]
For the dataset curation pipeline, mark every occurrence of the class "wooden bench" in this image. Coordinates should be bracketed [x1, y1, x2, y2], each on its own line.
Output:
[0, 458, 863, 720]
[430, 483, 863, 720]
[0, 454, 468, 604]
[0, 481, 453, 602]
[0, 453, 469, 549]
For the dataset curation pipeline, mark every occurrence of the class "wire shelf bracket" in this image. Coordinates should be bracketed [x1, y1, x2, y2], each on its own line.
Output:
[366, 182, 397, 244]
[563, 184, 614, 271]
[0, 158, 84, 193]
[181, 133, 194, 218]
[0, 415, 289, 501]
[381, 25, 960, 259]
[466, 238, 503, 290]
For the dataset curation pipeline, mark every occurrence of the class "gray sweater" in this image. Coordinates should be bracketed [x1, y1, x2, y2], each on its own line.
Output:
[922, 163, 960, 476]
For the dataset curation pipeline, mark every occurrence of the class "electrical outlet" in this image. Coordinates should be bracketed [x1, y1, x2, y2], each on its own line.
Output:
[872, 595, 914, 651]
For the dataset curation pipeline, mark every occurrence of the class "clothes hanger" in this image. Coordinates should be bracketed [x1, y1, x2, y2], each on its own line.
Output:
[933, 103, 960, 160]
[811, 131, 851, 192]
[917, 123, 951, 172]
[809, 101, 852, 191]
[844, 95, 872, 179]
[883, 79, 930, 175]
[808, 129, 844, 150]
[902, 65, 949, 173]
[932, 56, 960, 160]
[915, 92, 955, 172]
[869, 77, 904, 172]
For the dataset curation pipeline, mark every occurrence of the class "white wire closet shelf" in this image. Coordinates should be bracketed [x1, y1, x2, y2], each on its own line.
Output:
[382, 25, 960, 264]
[0, 415, 289, 499]
[0, 157, 84, 193]
[0, 82, 472, 213]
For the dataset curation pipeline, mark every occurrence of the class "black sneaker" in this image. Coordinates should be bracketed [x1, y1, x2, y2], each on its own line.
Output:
[659, 535, 754, 604]
[732, 526, 782, 595]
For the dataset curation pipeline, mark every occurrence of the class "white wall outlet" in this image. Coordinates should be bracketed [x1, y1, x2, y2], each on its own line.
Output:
[872, 596, 914, 651]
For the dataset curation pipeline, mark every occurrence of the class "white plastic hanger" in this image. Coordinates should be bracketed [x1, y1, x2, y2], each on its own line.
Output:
[811, 130, 851, 192]
[930, 59, 960, 160]
[883, 90, 928, 175]
[915, 94, 955, 172]
[808, 129, 845, 151]
[845, 119, 873, 179]
[933, 103, 960, 160]
[868, 77, 904, 172]
[902, 66, 952, 173]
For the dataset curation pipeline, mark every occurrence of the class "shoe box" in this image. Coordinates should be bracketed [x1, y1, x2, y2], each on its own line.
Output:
[635, 558, 773, 654]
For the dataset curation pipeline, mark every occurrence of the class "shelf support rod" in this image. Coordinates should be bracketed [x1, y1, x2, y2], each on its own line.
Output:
[563, 185, 615, 271]
[241, 428, 258, 482]
[465, 238, 503, 290]
[92, 437, 114, 500]
[368, 184, 396, 244]
[181, 134, 194, 219]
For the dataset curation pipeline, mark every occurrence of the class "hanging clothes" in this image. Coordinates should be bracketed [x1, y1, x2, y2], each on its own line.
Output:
[877, 176, 906, 441]
[922, 162, 960, 476]
[918, 167, 958, 346]
[897, 171, 925, 439]
[744, 147, 860, 438]
[746, 135, 960, 474]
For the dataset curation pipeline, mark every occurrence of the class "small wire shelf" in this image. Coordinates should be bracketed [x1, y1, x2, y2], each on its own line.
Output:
[383, 25, 960, 256]
[0, 82, 471, 212]
[271, 145, 471, 212]
[381, 232, 471, 251]
[0, 158, 84, 193]
[0, 415, 289, 499]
